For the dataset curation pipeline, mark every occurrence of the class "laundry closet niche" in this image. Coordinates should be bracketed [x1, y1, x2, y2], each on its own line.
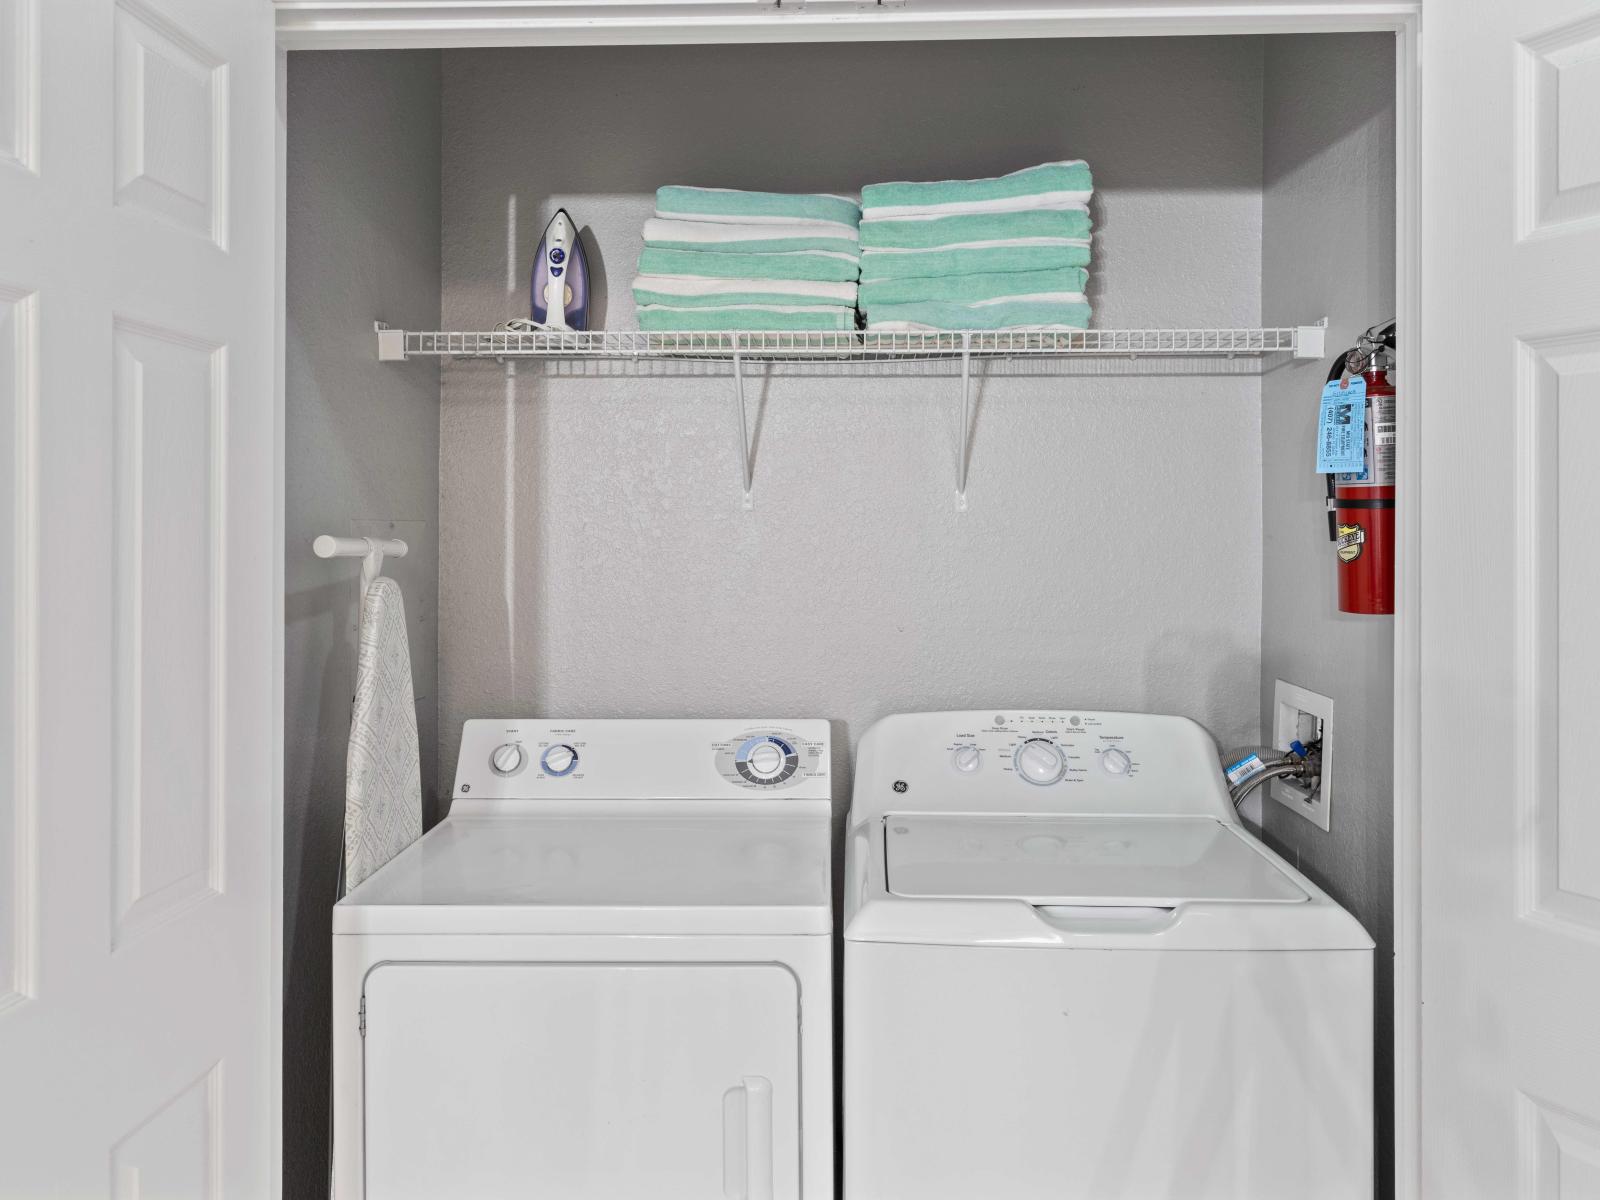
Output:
[284, 31, 1397, 1198]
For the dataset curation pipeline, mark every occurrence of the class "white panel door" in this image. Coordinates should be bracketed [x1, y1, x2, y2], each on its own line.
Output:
[1420, 1, 1600, 1196]
[363, 962, 802, 1200]
[0, 0, 277, 1194]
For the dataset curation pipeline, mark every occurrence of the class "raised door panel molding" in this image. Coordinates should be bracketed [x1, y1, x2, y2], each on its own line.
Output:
[0, 285, 37, 1013]
[111, 1064, 221, 1200]
[0, 0, 39, 173]
[111, 318, 224, 950]
[1519, 1092, 1600, 1199]
[1517, 331, 1600, 939]
[113, 0, 227, 247]
[1519, 13, 1600, 238]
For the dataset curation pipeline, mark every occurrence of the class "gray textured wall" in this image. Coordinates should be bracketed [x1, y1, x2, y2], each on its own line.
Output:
[1259, 32, 1396, 1197]
[283, 50, 442, 1200]
[437, 38, 1270, 814]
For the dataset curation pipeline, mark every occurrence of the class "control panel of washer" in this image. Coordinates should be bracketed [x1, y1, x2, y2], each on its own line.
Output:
[941, 712, 1146, 787]
[454, 718, 831, 801]
[853, 710, 1234, 820]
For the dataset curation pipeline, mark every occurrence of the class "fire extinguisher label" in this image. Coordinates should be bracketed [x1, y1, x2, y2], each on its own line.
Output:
[1336, 392, 1396, 487]
[1336, 523, 1366, 562]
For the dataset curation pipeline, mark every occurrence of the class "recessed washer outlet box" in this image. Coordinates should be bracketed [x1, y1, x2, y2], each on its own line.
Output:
[1271, 680, 1333, 831]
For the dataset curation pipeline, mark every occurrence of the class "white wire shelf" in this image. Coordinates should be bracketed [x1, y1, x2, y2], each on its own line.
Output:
[374, 319, 1328, 511]
[376, 323, 1325, 364]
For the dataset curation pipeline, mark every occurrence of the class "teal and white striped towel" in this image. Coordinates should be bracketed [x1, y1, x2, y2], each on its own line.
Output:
[860, 240, 1091, 281]
[860, 267, 1088, 310]
[859, 207, 1091, 251]
[642, 217, 858, 257]
[861, 161, 1093, 218]
[638, 304, 858, 332]
[655, 186, 861, 229]
[632, 274, 857, 309]
[864, 293, 1090, 332]
[638, 246, 861, 283]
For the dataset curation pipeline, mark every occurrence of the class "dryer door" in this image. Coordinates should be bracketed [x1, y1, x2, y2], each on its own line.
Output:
[362, 962, 800, 1200]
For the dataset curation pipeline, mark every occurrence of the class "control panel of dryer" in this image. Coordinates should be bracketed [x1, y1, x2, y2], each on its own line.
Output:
[453, 718, 831, 801]
[852, 710, 1234, 821]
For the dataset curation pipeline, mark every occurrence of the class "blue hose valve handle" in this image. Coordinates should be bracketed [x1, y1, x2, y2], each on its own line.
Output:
[1290, 740, 1308, 758]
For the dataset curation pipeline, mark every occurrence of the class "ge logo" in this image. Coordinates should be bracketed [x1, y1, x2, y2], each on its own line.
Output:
[892, 780, 909, 793]
[460, 784, 471, 793]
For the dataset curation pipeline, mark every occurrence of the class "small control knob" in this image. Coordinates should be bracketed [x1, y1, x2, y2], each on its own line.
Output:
[747, 741, 786, 778]
[951, 745, 982, 773]
[1101, 748, 1133, 776]
[1015, 738, 1067, 786]
[490, 743, 524, 776]
[540, 743, 579, 777]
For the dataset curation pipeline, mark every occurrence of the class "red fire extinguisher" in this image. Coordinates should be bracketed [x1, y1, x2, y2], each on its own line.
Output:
[1325, 322, 1396, 615]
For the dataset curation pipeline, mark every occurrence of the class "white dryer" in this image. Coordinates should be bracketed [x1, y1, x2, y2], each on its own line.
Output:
[333, 718, 834, 1200]
[844, 710, 1374, 1200]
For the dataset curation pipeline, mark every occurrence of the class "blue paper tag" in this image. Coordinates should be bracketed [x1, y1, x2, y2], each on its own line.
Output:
[1225, 754, 1266, 786]
[1316, 375, 1367, 474]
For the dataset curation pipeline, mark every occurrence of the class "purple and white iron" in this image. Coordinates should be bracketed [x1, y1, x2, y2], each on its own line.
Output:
[531, 209, 590, 331]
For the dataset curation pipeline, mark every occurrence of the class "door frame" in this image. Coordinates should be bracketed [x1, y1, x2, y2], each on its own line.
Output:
[268, 5, 1424, 1198]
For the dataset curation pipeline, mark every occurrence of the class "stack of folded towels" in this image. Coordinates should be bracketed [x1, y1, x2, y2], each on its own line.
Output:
[633, 186, 863, 332]
[857, 160, 1093, 331]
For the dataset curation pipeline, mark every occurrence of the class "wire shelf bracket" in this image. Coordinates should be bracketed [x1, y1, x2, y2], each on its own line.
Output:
[731, 345, 754, 509]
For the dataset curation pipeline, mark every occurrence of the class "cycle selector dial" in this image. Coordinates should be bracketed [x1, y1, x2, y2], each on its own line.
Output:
[540, 743, 579, 777]
[747, 741, 785, 778]
[1015, 738, 1067, 785]
[735, 735, 799, 786]
[490, 743, 525, 776]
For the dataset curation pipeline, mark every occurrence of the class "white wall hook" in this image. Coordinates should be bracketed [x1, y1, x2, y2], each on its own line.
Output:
[314, 534, 408, 627]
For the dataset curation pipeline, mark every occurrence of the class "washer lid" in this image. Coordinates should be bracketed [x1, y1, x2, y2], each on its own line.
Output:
[334, 805, 831, 935]
[885, 815, 1307, 907]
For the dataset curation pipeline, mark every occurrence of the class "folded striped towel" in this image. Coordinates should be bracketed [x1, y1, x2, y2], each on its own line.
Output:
[642, 217, 859, 257]
[859, 240, 1091, 281]
[632, 274, 857, 309]
[655, 186, 861, 229]
[637, 304, 858, 332]
[638, 246, 861, 283]
[860, 268, 1088, 310]
[859, 207, 1091, 251]
[864, 294, 1090, 332]
[861, 160, 1094, 218]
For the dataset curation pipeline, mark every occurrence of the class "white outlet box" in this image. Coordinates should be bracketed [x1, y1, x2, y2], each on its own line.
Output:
[1271, 680, 1333, 830]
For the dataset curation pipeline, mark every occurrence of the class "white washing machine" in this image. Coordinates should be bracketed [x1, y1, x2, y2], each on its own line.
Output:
[333, 718, 834, 1200]
[844, 710, 1374, 1200]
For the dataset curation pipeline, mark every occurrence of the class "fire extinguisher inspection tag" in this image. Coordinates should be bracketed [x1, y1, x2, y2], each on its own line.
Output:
[1316, 376, 1367, 474]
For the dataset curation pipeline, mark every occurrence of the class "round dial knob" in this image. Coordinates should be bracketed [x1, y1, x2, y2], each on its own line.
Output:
[490, 743, 524, 776]
[1101, 747, 1133, 776]
[747, 741, 786, 778]
[540, 743, 579, 777]
[951, 745, 982, 773]
[1015, 738, 1067, 786]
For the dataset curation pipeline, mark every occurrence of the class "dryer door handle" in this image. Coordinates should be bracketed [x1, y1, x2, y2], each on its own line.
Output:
[722, 1075, 773, 1200]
